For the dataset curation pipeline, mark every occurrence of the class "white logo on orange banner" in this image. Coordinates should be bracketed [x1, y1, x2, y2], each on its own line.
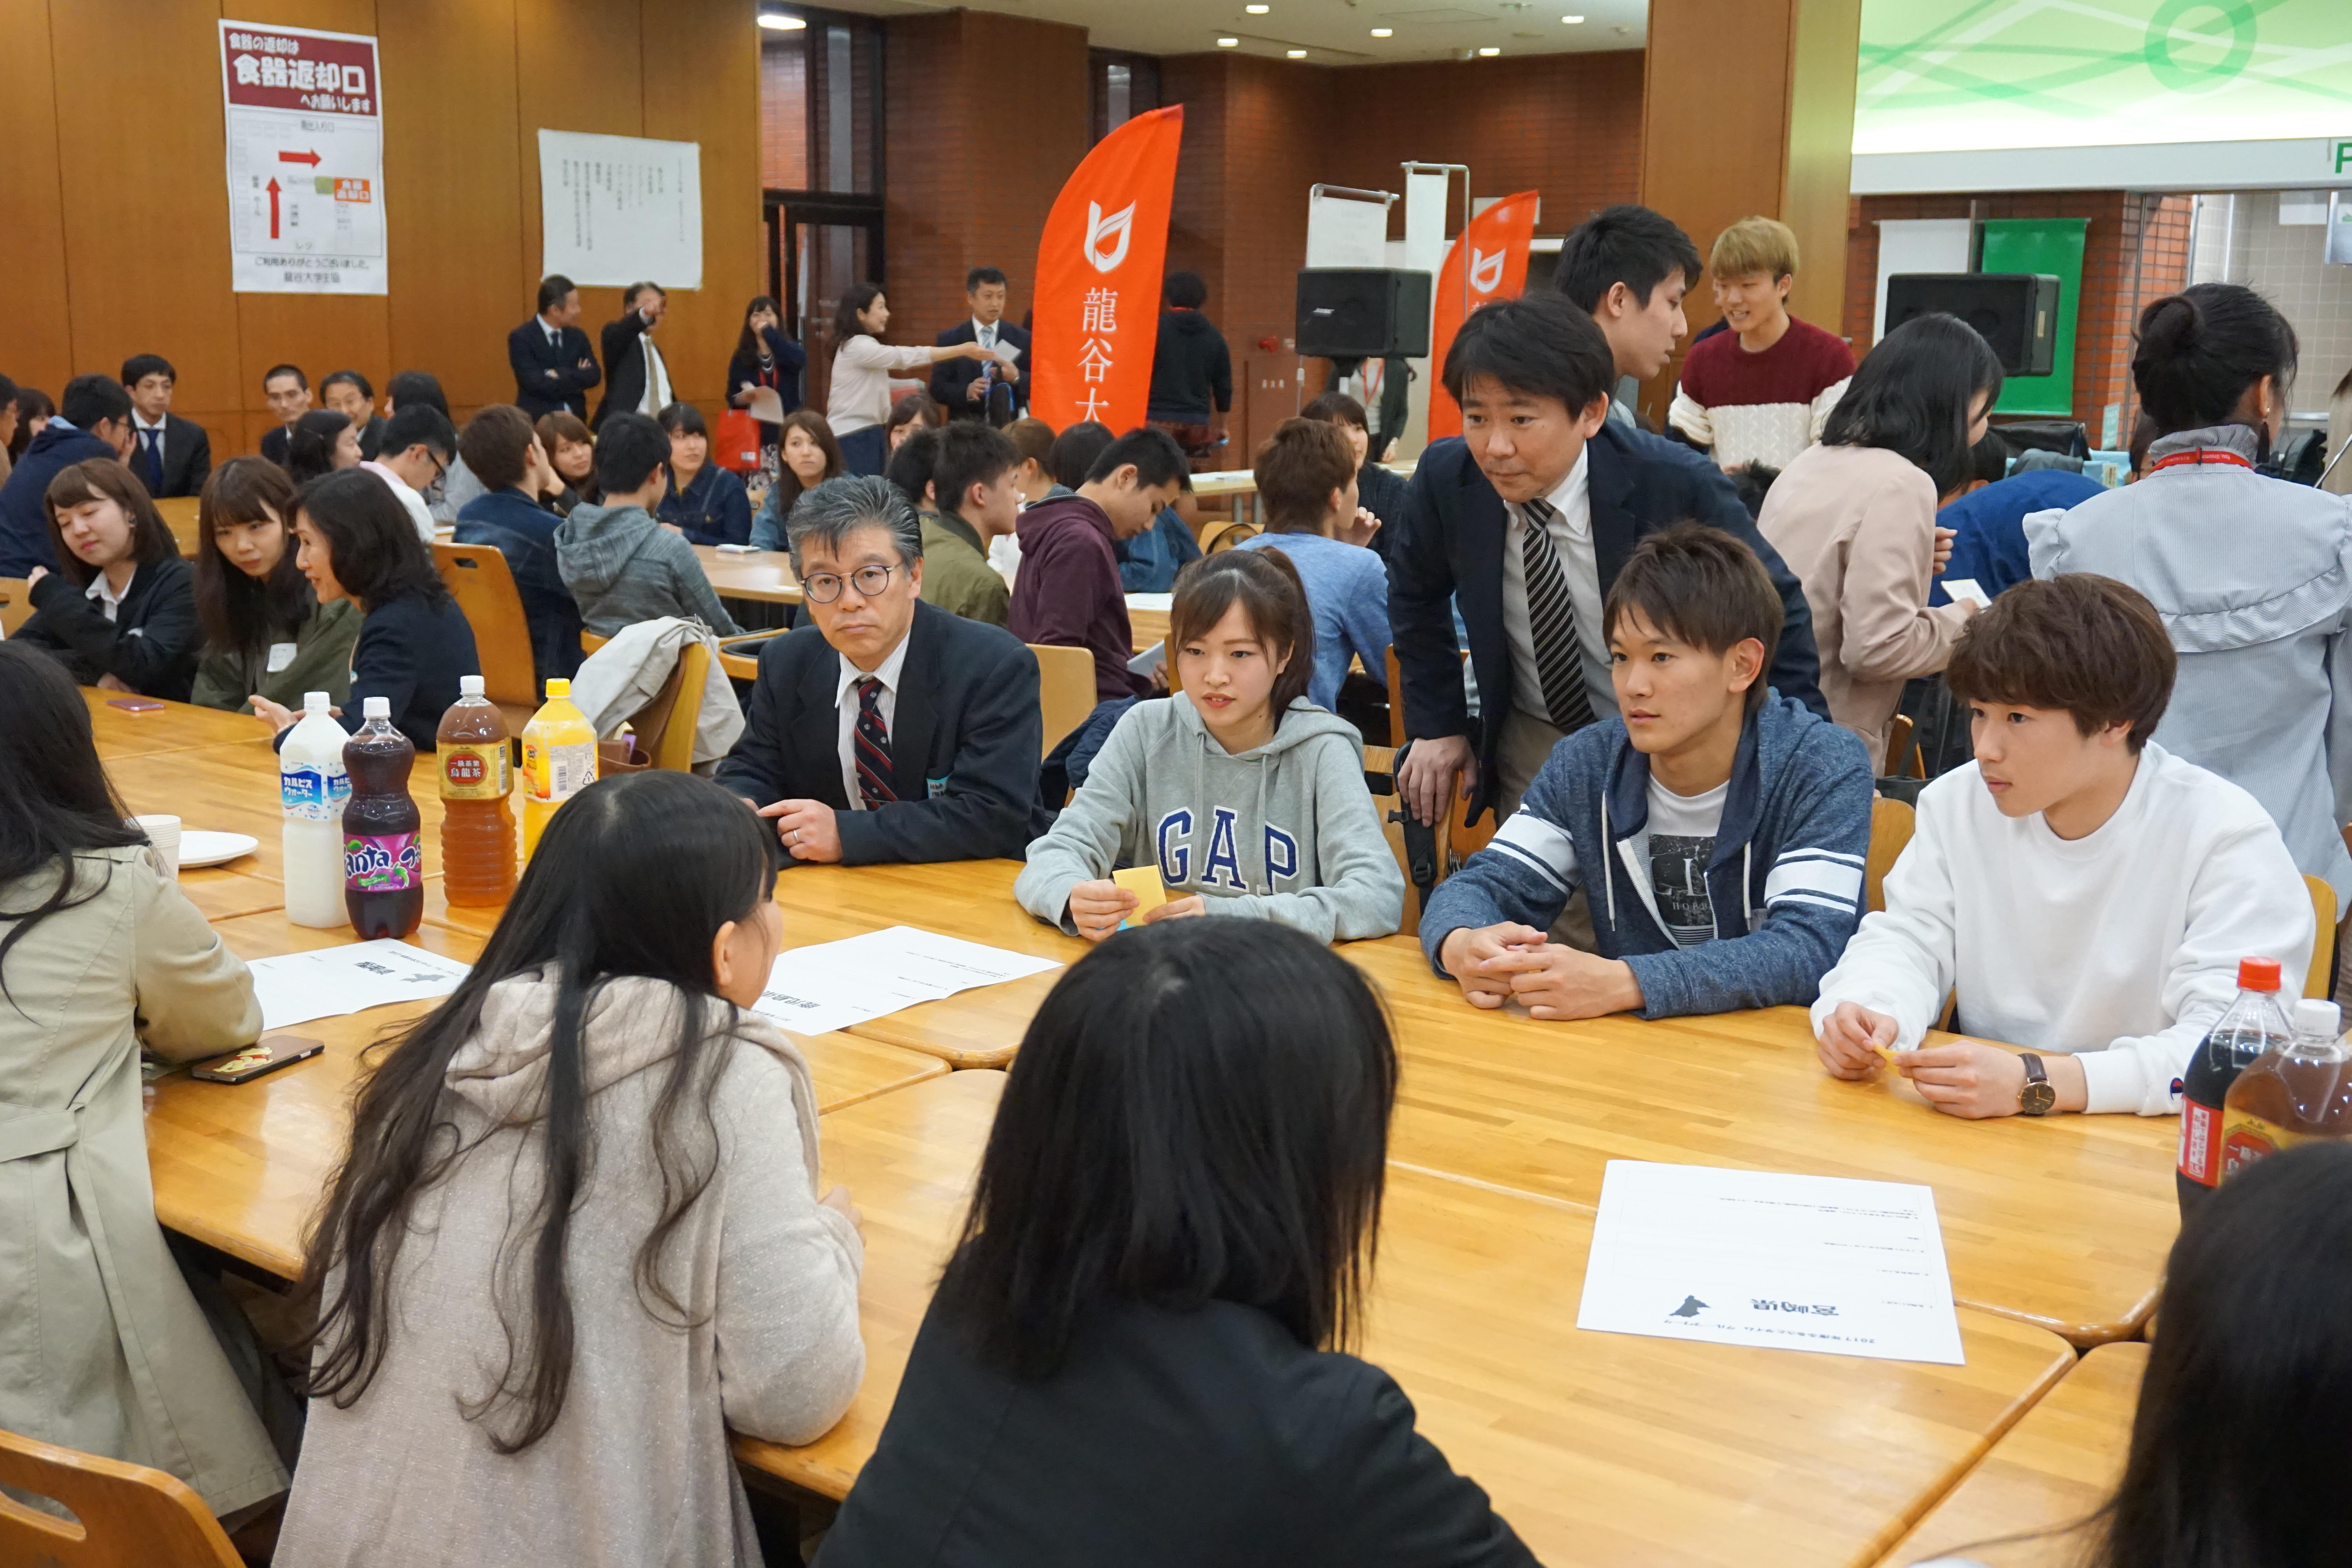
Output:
[1469, 245, 1506, 294]
[1085, 200, 1136, 273]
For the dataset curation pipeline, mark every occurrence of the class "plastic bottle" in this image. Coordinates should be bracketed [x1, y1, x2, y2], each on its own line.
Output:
[438, 675, 516, 906]
[2176, 956, 2293, 1218]
[521, 677, 598, 860]
[2219, 997, 2352, 1180]
[279, 691, 352, 929]
[342, 697, 423, 939]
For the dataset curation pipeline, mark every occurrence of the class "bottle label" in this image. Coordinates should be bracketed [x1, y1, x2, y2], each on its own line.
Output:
[345, 831, 422, 891]
[2220, 1110, 2304, 1178]
[523, 738, 597, 804]
[281, 763, 352, 822]
[441, 742, 512, 801]
[2178, 1098, 2223, 1187]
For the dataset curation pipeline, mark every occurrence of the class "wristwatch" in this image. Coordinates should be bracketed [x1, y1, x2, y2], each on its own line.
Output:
[2018, 1053, 2056, 1116]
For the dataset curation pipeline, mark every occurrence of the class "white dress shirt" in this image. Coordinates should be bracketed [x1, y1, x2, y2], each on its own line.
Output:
[361, 461, 438, 543]
[638, 336, 673, 416]
[971, 317, 998, 352]
[86, 567, 132, 624]
[1498, 447, 1614, 723]
[835, 630, 911, 810]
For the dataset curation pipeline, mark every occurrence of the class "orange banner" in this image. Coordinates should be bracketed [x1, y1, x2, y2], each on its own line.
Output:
[1425, 190, 1542, 440]
[1031, 106, 1184, 432]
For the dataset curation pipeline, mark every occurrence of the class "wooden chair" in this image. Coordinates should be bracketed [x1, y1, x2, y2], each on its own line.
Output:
[0, 577, 31, 637]
[1885, 713, 1923, 779]
[153, 495, 203, 560]
[434, 543, 538, 733]
[2305, 874, 2337, 999]
[1866, 795, 1916, 915]
[1198, 519, 1261, 554]
[576, 630, 706, 771]
[0, 1425, 242, 1566]
[1028, 642, 1097, 759]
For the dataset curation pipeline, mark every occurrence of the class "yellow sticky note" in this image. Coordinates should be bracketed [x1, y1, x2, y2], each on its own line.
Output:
[1113, 864, 1169, 918]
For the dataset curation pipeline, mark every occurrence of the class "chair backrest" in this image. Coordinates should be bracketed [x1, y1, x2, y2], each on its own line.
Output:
[0, 1426, 243, 1567]
[646, 641, 708, 772]
[1885, 713, 1920, 780]
[0, 578, 30, 637]
[434, 543, 537, 712]
[2305, 874, 2337, 999]
[1866, 795, 1916, 915]
[1028, 642, 1097, 759]
[1199, 519, 1261, 554]
[153, 495, 203, 560]
[1383, 646, 1406, 748]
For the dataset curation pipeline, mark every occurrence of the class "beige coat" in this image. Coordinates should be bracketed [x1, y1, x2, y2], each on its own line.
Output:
[275, 971, 864, 1568]
[1758, 442, 1974, 771]
[0, 846, 284, 1517]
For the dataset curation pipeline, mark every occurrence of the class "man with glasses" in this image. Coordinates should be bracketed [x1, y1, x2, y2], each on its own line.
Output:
[717, 474, 1049, 865]
[361, 402, 456, 542]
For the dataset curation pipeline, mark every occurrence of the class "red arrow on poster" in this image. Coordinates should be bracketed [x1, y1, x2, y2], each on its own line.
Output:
[277, 149, 322, 167]
[266, 177, 281, 238]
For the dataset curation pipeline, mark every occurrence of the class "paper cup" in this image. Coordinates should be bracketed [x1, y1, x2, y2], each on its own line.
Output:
[133, 814, 183, 878]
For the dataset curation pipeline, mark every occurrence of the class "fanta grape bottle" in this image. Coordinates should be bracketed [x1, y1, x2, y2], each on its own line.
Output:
[342, 697, 423, 938]
[438, 675, 516, 906]
[521, 678, 598, 860]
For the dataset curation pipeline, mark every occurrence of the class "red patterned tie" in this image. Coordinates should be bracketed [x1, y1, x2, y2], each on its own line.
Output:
[854, 677, 897, 807]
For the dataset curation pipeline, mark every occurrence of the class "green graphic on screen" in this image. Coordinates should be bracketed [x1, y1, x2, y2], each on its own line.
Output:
[1856, 0, 2352, 154]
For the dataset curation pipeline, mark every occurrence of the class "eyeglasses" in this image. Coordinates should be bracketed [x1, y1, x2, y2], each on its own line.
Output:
[802, 563, 902, 603]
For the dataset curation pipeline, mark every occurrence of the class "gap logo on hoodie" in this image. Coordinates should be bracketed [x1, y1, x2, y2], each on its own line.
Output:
[1156, 807, 1301, 892]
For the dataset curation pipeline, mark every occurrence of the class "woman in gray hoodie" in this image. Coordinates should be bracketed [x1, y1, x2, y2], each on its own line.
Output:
[1017, 550, 1405, 944]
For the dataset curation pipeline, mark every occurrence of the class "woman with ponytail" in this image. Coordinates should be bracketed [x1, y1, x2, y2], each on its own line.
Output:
[275, 771, 864, 1568]
[2026, 283, 2352, 910]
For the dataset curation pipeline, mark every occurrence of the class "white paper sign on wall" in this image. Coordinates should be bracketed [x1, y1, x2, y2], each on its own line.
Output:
[537, 130, 704, 290]
[220, 20, 387, 295]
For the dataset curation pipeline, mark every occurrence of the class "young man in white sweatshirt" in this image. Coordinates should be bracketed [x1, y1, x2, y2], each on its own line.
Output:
[1813, 573, 2314, 1118]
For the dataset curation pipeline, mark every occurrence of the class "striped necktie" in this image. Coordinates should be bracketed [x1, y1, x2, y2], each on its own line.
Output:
[1519, 495, 1595, 734]
[854, 677, 898, 807]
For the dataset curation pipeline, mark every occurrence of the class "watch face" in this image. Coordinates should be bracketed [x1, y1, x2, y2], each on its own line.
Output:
[2021, 1082, 2057, 1116]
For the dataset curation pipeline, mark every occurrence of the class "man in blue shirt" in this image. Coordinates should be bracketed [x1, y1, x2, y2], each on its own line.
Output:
[1929, 465, 2103, 607]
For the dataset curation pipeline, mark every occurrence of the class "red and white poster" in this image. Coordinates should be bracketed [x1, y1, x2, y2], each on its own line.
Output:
[1031, 106, 1184, 432]
[1425, 190, 1541, 439]
[220, 20, 387, 295]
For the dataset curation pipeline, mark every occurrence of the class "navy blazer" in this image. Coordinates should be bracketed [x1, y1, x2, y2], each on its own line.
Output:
[726, 327, 807, 419]
[713, 599, 1048, 865]
[0, 423, 117, 576]
[656, 461, 753, 547]
[454, 487, 583, 691]
[591, 312, 657, 430]
[268, 592, 481, 753]
[17, 554, 201, 701]
[508, 318, 602, 419]
[931, 319, 1030, 421]
[128, 415, 212, 499]
[1389, 423, 1826, 821]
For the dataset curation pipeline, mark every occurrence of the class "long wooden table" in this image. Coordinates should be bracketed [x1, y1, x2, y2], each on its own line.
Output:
[737, 1070, 2078, 1568]
[82, 687, 275, 756]
[694, 543, 803, 606]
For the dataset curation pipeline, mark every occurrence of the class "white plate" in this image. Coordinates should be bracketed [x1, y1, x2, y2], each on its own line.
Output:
[177, 831, 260, 870]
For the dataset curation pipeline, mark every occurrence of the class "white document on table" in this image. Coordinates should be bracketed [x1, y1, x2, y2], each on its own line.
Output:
[751, 926, 1063, 1035]
[1576, 1160, 1964, 1365]
[246, 940, 472, 1031]
[1125, 592, 1174, 613]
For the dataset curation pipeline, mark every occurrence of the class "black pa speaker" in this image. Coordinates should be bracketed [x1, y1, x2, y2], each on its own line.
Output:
[1884, 273, 2060, 377]
[1295, 269, 1433, 359]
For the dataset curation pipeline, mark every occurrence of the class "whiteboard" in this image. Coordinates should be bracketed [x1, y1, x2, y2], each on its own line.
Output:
[537, 129, 703, 289]
[1307, 192, 1388, 269]
[1873, 218, 1972, 345]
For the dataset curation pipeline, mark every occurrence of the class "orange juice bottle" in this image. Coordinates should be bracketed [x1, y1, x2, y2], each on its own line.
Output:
[520, 679, 598, 860]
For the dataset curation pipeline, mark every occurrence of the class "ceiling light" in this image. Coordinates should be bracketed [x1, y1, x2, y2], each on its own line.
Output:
[1217, 34, 1239, 45]
[1245, 3, 1270, 11]
[1287, 47, 1308, 56]
[757, 12, 806, 28]
[1477, 45, 1501, 55]
[1561, 13, 1584, 20]
[1371, 25, 1393, 34]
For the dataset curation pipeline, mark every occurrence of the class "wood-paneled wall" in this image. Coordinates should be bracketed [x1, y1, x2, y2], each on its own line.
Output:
[0, 0, 759, 459]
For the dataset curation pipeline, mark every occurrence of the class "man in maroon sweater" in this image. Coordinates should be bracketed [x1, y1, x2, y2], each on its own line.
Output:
[1009, 425, 1192, 701]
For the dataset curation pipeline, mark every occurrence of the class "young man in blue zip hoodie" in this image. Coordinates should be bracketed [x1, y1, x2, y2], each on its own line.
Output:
[1421, 524, 1873, 1020]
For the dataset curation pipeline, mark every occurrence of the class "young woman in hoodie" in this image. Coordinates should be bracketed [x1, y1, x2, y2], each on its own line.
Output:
[277, 771, 864, 1568]
[1015, 548, 1405, 944]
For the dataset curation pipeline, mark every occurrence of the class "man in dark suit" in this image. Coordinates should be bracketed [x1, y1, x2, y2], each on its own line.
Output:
[119, 354, 211, 498]
[319, 369, 388, 460]
[715, 473, 1048, 865]
[1391, 290, 1825, 832]
[257, 363, 309, 468]
[931, 266, 1029, 424]
[508, 273, 602, 420]
[591, 282, 670, 431]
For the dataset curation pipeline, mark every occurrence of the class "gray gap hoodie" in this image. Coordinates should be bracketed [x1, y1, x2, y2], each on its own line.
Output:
[554, 500, 744, 638]
[1015, 693, 1405, 942]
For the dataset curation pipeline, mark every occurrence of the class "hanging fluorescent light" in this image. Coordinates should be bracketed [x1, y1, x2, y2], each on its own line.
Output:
[758, 12, 806, 29]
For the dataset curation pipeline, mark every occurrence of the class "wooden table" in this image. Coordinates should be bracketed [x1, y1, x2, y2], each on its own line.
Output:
[739, 1071, 2078, 1568]
[84, 688, 275, 758]
[158, 495, 203, 558]
[1875, 1343, 2147, 1568]
[146, 911, 950, 1279]
[694, 544, 803, 606]
[1125, 595, 1168, 653]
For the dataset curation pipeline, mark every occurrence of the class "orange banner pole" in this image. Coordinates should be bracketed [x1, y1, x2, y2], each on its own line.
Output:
[1425, 189, 1542, 441]
[1031, 106, 1185, 433]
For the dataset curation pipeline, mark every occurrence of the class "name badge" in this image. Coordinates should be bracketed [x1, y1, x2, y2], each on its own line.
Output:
[266, 641, 298, 673]
[926, 774, 952, 799]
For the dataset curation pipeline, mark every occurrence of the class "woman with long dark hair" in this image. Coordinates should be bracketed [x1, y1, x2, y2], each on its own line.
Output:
[727, 293, 806, 425]
[188, 456, 361, 713]
[534, 409, 599, 513]
[748, 407, 846, 551]
[15, 459, 202, 701]
[275, 772, 864, 1567]
[285, 407, 361, 483]
[653, 401, 752, 546]
[818, 921, 1529, 1566]
[247, 466, 479, 750]
[1758, 312, 2003, 769]
[0, 642, 286, 1523]
[826, 283, 1000, 476]
[2027, 283, 2352, 904]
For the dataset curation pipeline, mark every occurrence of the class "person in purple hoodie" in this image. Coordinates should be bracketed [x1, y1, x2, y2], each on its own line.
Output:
[1008, 425, 1191, 702]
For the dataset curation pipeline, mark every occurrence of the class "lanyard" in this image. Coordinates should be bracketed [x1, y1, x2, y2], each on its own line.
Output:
[2150, 448, 2254, 472]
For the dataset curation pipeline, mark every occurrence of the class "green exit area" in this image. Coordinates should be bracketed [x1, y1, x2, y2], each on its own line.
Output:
[1979, 218, 2084, 419]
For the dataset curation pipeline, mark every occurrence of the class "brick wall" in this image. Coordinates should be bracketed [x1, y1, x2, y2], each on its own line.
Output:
[1842, 191, 2194, 436]
[759, 38, 807, 190]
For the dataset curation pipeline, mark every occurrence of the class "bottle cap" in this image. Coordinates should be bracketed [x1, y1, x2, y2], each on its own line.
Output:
[303, 691, 330, 713]
[546, 679, 570, 698]
[2238, 956, 2284, 992]
[363, 696, 391, 719]
[459, 675, 485, 697]
[2293, 998, 2341, 1038]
